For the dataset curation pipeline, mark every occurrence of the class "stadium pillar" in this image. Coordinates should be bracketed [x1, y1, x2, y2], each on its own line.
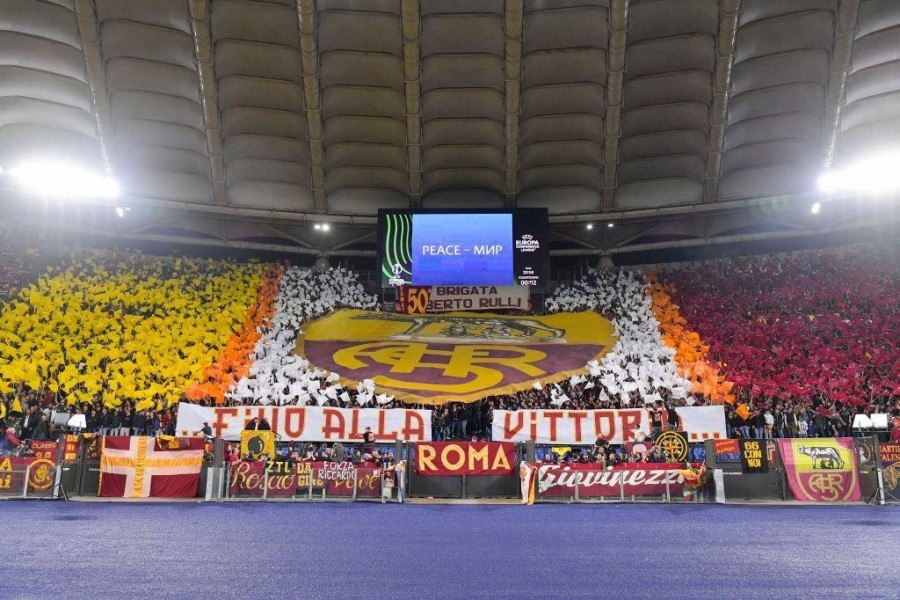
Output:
[525, 440, 536, 463]
[211, 437, 225, 500]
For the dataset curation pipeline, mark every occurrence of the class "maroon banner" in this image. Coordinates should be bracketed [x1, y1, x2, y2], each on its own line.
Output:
[0, 456, 56, 495]
[29, 440, 58, 460]
[414, 442, 516, 476]
[229, 461, 384, 498]
[535, 462, 692, 498]
[880, 443, 900, 493]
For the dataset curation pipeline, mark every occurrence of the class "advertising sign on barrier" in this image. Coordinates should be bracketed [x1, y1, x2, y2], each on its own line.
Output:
[414, 442, 516, 476]
[0, 457, 56, 494]
[880, 443, 900, 493]
[228, 461, 383, 498]
[714, 439, 741, 463]
[778, 438, 861, 502]
[176, 403, 432, 443]
[535, 462, 688, 498]
[492, 409, 650, 445]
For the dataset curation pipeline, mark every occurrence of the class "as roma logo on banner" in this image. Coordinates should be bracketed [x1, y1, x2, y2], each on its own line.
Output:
[297, 309, 616, 404]
[779, 438, 861, 502]
[415, 442, 516, 476]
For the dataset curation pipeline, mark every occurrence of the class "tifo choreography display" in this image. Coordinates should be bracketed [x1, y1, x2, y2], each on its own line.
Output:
[0, 241, 897, 506]
[296, 309, 615, 403]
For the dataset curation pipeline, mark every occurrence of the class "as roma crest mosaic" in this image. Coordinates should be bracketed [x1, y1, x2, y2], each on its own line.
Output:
[296, 309, 616, 404]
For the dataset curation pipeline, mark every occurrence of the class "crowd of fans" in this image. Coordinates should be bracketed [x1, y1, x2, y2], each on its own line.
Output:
[0, 234, 38, 301]
[665, 245, 899, 436]
[1, 243, 898, 452]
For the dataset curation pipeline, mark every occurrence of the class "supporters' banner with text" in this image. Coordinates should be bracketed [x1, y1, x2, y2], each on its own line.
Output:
[229, 461, 383, 498]
[99, 436, 204, 498]
[739, 439, 768, 474]
[492, 409, 650, 445]
[880, 443, 900, 493]
[297, 309, 616, 404]
[176, 402, 432, 442]
[424, 286, 530, 313]
[0, 456, 56, 495]
[535, 463, 692, 498]
[414, 442, 516, 476]
[29, 440, 58, 460]
[778, 438, 861, 502]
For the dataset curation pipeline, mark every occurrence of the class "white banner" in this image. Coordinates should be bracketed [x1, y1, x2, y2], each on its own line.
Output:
[175, 403, 432, 442]
[492, 409, 650, 445]
[674, 406, 727, 441]
[427, 285, 529, 312]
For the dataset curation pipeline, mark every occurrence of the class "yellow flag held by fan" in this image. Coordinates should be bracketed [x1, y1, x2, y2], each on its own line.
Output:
[241, 430, 276, 460]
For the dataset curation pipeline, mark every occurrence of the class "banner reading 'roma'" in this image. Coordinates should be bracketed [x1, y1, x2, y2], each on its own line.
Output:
[778, 438, 861, 502]
[414, 442, 516, 476]
[297, 309, 616, 404]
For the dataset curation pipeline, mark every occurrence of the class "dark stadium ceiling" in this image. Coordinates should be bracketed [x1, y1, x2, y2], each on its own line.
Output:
[1, 0, 899, 259]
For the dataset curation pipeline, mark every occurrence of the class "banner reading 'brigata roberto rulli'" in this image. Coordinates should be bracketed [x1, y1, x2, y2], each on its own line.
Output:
[176, 403, 432, 442]
[492, 409, 650, 445]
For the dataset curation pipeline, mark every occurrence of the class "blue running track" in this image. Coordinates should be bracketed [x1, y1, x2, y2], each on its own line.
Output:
[0, 502, 897, 599]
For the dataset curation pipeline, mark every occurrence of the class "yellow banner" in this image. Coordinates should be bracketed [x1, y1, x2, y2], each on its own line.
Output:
[241, 430, 276, 460]
[297, 309, 616, 405]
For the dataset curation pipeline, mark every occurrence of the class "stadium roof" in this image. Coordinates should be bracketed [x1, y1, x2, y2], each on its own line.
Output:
[1, 0, 899, 259]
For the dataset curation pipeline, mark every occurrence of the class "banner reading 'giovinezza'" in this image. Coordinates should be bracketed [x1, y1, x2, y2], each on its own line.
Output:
[492, 409, 650, 445]
[175, 403, 432, 442]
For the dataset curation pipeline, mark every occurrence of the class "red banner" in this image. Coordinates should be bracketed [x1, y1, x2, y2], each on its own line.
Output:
[29, 440, 57, 460]
[228, 461, 384, 497]
[414, 442, 516, 476]
[64, 435, 79, 461]
[535, 462, 692, 498]
[100, 436, 204, 498]
[0, 456, 56, 495]
[880, 443, 900, 493]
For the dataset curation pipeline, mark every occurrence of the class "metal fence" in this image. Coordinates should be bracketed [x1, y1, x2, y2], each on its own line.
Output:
[0, 462, 62, 499]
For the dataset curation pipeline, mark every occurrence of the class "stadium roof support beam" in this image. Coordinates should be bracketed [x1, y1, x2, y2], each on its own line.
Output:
[297, 0, 327, 211]
[552, 230, 597, 250]
[263, 225, 313, 248]
[704, 0, 742, 202]
[553, 217, 899, 256]
[823, 0, 861, 165]
[503, 0, 524, 207]
[332, 230, 376, 251]
[602, 0, 629, 210]
[73, 0, 114, 173]
[188, 0, 227, 205]
[400, 0, 422, 207]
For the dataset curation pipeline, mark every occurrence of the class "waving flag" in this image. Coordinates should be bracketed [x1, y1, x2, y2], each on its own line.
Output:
[99, 436, 204, 498]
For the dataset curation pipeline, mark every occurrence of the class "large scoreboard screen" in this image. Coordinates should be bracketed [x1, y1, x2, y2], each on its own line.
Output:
[377, 208, 549, 288]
